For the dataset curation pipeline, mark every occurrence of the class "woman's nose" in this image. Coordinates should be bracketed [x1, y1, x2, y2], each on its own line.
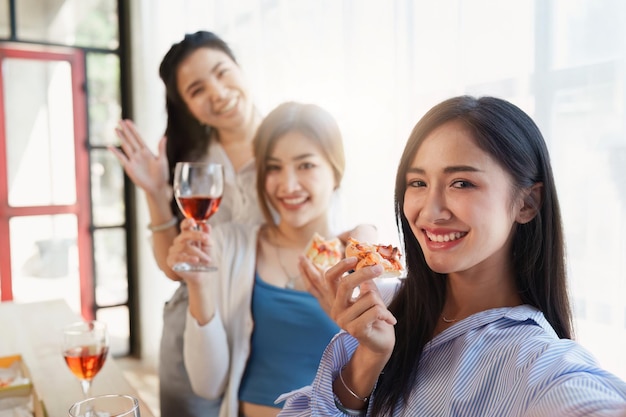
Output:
[421, 189, 451, 222]
[280, 168, 301, 192]
[207, 79, 228, 101]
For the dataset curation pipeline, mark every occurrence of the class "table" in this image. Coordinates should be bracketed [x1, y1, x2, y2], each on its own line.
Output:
[0, 299, 156, 417]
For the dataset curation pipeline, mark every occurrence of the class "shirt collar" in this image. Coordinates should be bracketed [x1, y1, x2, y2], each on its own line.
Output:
[426, 304, 557, 350]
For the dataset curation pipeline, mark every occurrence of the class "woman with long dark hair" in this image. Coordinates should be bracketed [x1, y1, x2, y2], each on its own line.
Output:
[278, 95, 626, 416]
[110, 32, 375, 416]
[110, 31, 264, 417]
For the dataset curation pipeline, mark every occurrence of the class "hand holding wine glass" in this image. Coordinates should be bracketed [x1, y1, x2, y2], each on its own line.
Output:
[62, 320, 109, 399]
[172, 162, 224, 272]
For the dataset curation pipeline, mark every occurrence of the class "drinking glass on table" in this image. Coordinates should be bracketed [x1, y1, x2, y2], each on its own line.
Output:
[172, 162, 224, 272]
[68, 394, 140, 417]
[62, 320, 109, 398]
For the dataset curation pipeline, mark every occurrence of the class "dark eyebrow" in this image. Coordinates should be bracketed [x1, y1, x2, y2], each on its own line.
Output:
[211, 61, 226, 74]
[184, 81, 201, 95]
[406, 165, 483, 174]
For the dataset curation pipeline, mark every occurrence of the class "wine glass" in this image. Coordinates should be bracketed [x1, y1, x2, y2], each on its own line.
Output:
[62, 320, 109, 399]
[172, 162, 224, 272]
[68, 394, 140, 417]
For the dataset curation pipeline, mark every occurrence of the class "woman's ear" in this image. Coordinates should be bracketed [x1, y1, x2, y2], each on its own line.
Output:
[516, 183, 543, 224]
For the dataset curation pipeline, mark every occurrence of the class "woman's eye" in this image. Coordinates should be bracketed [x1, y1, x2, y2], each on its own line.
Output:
[299, 162, 316, 170]
[452, 180, 475, 189]
[189, 87, 203, 97]
[266, 164, 280, 172]
[407, 179, 426, 188]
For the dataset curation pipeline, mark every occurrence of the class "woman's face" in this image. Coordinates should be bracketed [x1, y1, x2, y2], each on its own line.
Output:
[403, 120, 523, 278]
[176, 47, 254, 131]
[264, 131, 336, 230]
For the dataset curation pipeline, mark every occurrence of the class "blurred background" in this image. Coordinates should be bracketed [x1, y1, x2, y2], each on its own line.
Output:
[0, 0, 624, 403]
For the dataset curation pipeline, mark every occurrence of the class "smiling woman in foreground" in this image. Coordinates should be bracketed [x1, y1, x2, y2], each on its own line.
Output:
[277, 95, 626, 416]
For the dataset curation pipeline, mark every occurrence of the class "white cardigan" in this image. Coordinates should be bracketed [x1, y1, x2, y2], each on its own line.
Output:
[183, 222, 260, 417]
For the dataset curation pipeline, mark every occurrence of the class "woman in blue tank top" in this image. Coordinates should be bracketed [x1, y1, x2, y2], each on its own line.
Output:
[165, 101, 378, 417]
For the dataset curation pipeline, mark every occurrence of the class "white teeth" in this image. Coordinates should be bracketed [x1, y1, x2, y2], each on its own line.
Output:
[283, 197, 307, 205]
[426, 231, 464, 242]
[217, 97, 237, 114]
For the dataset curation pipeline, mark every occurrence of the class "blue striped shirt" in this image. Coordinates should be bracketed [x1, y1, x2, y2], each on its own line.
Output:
[277, 305, 626, 416]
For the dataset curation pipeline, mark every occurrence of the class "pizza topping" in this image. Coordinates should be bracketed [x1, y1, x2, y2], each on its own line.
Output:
[345, 237, 404, 278]
[305, 233, 343, 270]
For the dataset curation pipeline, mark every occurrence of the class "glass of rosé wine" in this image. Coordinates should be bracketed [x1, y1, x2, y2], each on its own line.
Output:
[172, 162, 224, 272]
[62, 320, 109, 398]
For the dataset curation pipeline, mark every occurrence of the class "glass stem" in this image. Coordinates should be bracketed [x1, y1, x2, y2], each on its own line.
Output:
[81, 379, 92, 398]
[192, 222, 202, 247]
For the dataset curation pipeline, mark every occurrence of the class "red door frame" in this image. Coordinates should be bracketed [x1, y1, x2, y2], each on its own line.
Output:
[0, 43, 94, 320]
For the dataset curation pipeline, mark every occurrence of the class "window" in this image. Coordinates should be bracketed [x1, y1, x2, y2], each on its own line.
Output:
[0, 0, 135, 356]
[197, 0, 626, 379]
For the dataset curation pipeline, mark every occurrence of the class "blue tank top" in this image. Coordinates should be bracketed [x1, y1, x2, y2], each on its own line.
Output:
[238, 273, 340, 407]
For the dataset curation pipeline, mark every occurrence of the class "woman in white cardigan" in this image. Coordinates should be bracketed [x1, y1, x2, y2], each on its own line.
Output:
[166, 101, 378, 417]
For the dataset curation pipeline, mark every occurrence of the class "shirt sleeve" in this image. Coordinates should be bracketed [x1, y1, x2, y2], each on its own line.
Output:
[277, 331, 376, 416]
[525, 341, 626, 417]
[183, 309, 230, 399]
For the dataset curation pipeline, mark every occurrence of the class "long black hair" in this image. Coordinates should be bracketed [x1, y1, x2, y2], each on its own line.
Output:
[158, 31, 238, 218]
[371, 95, 572, 415]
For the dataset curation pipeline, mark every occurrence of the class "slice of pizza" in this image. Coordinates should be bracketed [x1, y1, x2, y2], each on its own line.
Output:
[304, 233, 343, 270]
[345, 237, 404, 278]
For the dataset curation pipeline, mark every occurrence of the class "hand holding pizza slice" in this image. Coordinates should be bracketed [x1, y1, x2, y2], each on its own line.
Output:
[345, 237, 404, 278]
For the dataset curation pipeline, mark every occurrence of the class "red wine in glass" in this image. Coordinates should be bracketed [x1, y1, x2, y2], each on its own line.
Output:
[176, 195, 223, 222]
[173, 162, 224, 272]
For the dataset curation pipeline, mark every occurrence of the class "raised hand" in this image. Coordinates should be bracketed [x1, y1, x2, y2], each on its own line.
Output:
[109, 119, 169, 196]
